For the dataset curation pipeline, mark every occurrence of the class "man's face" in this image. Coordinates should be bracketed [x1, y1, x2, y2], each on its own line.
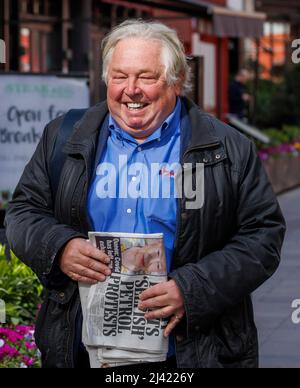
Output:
[239, 70, 252, 84]
[107, 38, 181, 141]
[122, 244, 166, 274]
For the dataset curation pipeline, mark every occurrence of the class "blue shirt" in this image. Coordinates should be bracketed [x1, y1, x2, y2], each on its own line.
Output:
[87, 98, 182, 357]
[88, 98, 181, 271]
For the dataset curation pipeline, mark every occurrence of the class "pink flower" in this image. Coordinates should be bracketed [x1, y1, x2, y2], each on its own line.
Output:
[23, 356, 35, 366]
[7, 331, 23, 344]
[258, 151, 269, 161]
[1, 344, 19, 357]
[0, 327, 10, 336]
[0, 324, 40, 367]
[25, 342, 37, 350]
[16, 326, 32, 335]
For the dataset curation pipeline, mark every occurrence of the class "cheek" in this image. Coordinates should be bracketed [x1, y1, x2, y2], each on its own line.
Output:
[145, 86, 164, 101]
[146, 86, 174, 106]
[108, 85, 124, 101]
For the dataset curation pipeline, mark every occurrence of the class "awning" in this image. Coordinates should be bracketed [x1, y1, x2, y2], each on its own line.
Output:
[176, 0, 266, 38]
[212, 6, 266, 38]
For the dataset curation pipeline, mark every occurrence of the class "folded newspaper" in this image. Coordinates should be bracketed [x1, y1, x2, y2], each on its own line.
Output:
[79, 232, 169, 368]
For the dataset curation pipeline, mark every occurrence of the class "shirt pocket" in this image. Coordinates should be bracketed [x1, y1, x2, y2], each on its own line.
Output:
[143, 197, 178, 225]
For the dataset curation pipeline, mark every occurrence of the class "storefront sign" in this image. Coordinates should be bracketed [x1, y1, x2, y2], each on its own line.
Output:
[0, 75, 89, 208]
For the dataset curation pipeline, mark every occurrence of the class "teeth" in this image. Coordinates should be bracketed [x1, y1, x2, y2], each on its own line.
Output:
[127, 103, 146, 109]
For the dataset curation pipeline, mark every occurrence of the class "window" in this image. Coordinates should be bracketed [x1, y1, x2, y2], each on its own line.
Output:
[20, 28, 31, 72]
[19, 26, 61, 73]
[21, 0, 61, 17]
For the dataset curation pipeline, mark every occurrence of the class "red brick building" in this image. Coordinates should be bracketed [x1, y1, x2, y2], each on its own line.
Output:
[254, 0, 300, 80]
[0, 0, 266, 119]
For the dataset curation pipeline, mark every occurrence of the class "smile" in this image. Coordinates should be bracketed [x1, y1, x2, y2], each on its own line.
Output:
[125, 103, 149, 111]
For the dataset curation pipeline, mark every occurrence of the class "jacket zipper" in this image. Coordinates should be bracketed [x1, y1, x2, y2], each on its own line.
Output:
[172, 141, 220, 267]
[65, 296, 80, 368]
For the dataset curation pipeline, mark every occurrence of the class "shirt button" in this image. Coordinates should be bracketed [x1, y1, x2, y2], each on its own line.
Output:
[127, 209, 132, 214]
[138, 147, 142, 152]
[157, 138, 161, 142]
[131, 177, 137, 182]
[216, 154, 221, 160]
[203, 158, 208, 163]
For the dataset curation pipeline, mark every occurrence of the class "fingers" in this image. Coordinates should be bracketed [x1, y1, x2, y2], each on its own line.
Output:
[140, 283, 168, 301]
[79, 255, 112, 276]
[68, 272, 98, 285]
[79, 241, 110, 264]
[138, 280, 185, 332]
[138, 294, 168, 310]
[164, 314, 184, 338]
[59, 238, 111, 284]
[144, 306, 174, 321]
[65, 257, 112, 284]
[71, 263, 111, 283]
[164, 316, 178, 338]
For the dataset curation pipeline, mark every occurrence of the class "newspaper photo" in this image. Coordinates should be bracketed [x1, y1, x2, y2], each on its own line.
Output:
[79, 232, 169, 368]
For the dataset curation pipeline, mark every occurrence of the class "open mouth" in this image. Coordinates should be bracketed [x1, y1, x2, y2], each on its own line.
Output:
[125, 103, 149, 111]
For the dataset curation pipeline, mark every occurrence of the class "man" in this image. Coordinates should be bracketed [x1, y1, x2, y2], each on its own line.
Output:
[122, 241, 166, 275]
[5, 20, 285, 368]
[229, 69, 252, 120]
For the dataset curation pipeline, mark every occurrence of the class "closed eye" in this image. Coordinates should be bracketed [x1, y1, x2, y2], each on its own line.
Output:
[139, 76, 157, 84]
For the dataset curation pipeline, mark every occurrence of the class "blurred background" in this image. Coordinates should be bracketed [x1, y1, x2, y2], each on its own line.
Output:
[0, 0, 300, 368]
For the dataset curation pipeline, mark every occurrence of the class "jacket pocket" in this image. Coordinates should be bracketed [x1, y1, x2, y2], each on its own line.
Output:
[34, 295, 50, 352]
[35, 286, 78, 368]
[213, 301, 258, 367]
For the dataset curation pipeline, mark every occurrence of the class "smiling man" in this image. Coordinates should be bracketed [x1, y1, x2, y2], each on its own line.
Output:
[5, 20, 285, 369]
[106, 38, 181, 142]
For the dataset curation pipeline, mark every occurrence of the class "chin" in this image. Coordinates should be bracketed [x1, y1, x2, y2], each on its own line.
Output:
[126, 120, 144, 128]
[125, 121, 147, 131]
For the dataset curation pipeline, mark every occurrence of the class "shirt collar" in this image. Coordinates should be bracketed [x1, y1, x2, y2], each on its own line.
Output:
[108, 98, 181, 145]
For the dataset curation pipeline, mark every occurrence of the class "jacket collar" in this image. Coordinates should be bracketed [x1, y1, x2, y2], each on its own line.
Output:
[66, 101, 109, 149]
[180, 97, 220, 150]
[65, 97, 221, 153]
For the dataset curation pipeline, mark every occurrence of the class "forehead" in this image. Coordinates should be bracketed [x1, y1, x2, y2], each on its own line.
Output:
[110, 38, 165, 73]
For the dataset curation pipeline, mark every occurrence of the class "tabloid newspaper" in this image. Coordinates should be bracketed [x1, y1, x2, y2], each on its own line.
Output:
[79, 232, 169, 368]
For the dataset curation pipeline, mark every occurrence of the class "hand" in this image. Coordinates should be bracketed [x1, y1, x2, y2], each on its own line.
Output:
[138, 280, 185, 337]
[59, 238, 111, 284]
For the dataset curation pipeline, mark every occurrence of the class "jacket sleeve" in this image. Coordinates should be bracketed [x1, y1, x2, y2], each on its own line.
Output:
[4, 117, 86, 287]
[170, 141, 286, 336]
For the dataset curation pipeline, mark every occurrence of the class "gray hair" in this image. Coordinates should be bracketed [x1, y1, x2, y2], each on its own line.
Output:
[101, 20, 192, 96]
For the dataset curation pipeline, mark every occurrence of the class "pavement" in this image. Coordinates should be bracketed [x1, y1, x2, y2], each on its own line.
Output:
[253, 187, 300, 369]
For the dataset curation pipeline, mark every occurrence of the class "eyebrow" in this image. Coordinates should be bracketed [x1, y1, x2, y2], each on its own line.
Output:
[111, 68, 156, 75]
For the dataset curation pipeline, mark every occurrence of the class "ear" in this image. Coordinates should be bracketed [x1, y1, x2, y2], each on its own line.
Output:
[174, 77, 184, 96]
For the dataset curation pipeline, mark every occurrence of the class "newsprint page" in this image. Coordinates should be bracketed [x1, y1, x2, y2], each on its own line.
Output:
[79, 232, 169, 368]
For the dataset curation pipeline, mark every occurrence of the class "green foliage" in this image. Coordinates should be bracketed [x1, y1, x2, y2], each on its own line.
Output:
[282, 125, 300, 142]
[253, 65, 300, 128]
[0, 245, 43, 325]
[253, 79, 282, 128]
[255, 125, 300, 151]
[265, 126, 300, 145]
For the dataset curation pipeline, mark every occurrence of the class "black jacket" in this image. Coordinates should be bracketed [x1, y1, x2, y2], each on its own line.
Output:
[5, 98, 286, 368]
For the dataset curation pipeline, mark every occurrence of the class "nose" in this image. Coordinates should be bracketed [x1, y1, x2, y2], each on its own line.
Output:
[125, 77, 142, 97]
